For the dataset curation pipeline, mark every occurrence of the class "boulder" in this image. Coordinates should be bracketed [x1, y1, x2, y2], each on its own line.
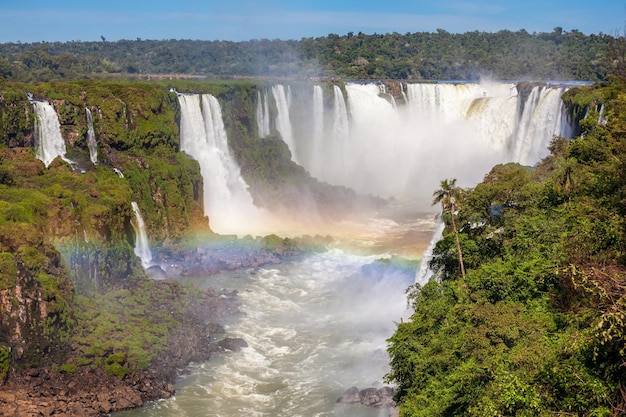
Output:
[337, 385, 396, 408]
[216, 337, 248, 352]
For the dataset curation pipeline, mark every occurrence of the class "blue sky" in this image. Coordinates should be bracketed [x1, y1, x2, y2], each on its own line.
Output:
[0, 0, 623, 43]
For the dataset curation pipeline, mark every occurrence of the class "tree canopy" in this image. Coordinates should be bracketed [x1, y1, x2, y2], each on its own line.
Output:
[0, 28, 621, 82]
[387, 76, 626, 416]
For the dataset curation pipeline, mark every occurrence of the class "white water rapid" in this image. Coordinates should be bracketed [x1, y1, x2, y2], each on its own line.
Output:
[114, 207, 431, 417]
[85, 108, 98, 164]
[131, 201, 153, 270]
[31, 100, 74, 168]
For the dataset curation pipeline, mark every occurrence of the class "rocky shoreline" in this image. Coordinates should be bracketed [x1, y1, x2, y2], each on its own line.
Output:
[0, 233, 405, 416]
[0, 235, 331, 417]
[0, 284, 239, 417]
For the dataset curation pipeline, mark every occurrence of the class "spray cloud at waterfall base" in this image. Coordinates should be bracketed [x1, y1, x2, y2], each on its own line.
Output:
[199, 80, 571, 238]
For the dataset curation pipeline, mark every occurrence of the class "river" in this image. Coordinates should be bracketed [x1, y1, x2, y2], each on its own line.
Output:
[114, 204, 436, 417]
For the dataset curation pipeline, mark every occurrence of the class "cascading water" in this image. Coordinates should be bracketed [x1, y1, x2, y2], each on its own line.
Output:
[510, 86, 568, 165]
[415, 217, 445, 286]
[31, 100, 74, 168]
[131, 201, 152, 270]
[178, 93, 271, 235]
[271, 85, 298, 162]
[287, 81, 571, 205]
[256, 90, 271, 138]
[85, 108, 98, 164]
[115, 81, 573, 417]
[312, 85, 324, 151]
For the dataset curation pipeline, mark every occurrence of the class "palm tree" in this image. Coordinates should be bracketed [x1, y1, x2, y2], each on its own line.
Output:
[432, 178, 466, 278]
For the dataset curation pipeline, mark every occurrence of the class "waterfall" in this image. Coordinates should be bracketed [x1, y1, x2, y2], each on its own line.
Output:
[415, 217, 445, 286]
[287, 81, 571, 206]
[85, 108, 98, 164]
[510, 86, 568, 165]
[178, 93, 269, 235]
[325, 85, 350, 183]
[332, 85, 350, 144]
[312, 85, 324, 150]
[131, 201, 152, 270]
[256, 91, 271, 138]
[271, 85, 297, 162]
[31, 100, 73, 168]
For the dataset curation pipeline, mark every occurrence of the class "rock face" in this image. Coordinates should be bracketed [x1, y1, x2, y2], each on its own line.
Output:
[0, 368, 147, 416]
[0, 291, 236, 416]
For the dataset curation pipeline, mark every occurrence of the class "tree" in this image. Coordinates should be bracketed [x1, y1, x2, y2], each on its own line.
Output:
[432, 178, 465, 278]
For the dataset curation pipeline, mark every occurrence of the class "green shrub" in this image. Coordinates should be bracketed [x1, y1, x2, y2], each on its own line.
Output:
[60, 363, 77, 373]
[104, 362, 130, 379]
[0, 345, 10, 381]
[0, 252, 16, 290]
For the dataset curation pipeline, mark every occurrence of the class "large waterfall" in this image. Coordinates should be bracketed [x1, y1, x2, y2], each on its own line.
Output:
[178, 93, 271, 235]
[31, 100, 73, 168]
[263, 81, 570, 206]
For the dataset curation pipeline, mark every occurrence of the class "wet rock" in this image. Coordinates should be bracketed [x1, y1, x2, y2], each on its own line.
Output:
[336, 386, 360, 404]
[337, 385, 396, 408]
[146, 265, 167, 279]
[216, 337, 248, 352]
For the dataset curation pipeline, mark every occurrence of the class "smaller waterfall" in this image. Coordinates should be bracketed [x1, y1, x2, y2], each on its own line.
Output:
[332, 85, 349, 141]
[415, 217, 445, 286]
[326, 85, 349, 181]
[131, 201, 152, 270]
[272, 85, 297, 162]
[32, 100, 73, 168]
[179, 93, 272, 235]
[85, 108, 98, 164]
[312, 85, 324, 148]
[256, 91, 271, 138]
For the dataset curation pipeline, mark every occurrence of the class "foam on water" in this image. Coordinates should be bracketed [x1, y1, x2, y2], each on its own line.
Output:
[114, 238, 423, 417]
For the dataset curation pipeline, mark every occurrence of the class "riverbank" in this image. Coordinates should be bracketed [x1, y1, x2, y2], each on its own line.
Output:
[0, 235, 332, 417]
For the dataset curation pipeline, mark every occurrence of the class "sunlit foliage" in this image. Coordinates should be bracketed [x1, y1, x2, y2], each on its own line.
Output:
[387, 76, 626, 416]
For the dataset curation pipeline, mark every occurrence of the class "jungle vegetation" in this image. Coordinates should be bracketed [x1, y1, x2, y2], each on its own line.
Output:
[0, 27, 622, 82]
[386, 75, 626, 416]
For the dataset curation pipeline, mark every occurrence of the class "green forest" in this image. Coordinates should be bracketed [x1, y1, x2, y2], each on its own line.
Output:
[1, 27, 626, 415]
[386, 76, 626, 416]
[0, 27, 622, 82]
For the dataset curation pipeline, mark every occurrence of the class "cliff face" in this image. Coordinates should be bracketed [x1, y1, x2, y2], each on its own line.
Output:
[0, 81, 212, 381]
[0, 220, 73, 373]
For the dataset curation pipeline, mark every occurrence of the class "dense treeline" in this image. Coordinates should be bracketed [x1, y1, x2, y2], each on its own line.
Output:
[387, 75, 626, 416]
[0, 28, 623, 82]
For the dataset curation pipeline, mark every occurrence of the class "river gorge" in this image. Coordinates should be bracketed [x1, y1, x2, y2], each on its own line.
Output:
[0, 79, 577, 416]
